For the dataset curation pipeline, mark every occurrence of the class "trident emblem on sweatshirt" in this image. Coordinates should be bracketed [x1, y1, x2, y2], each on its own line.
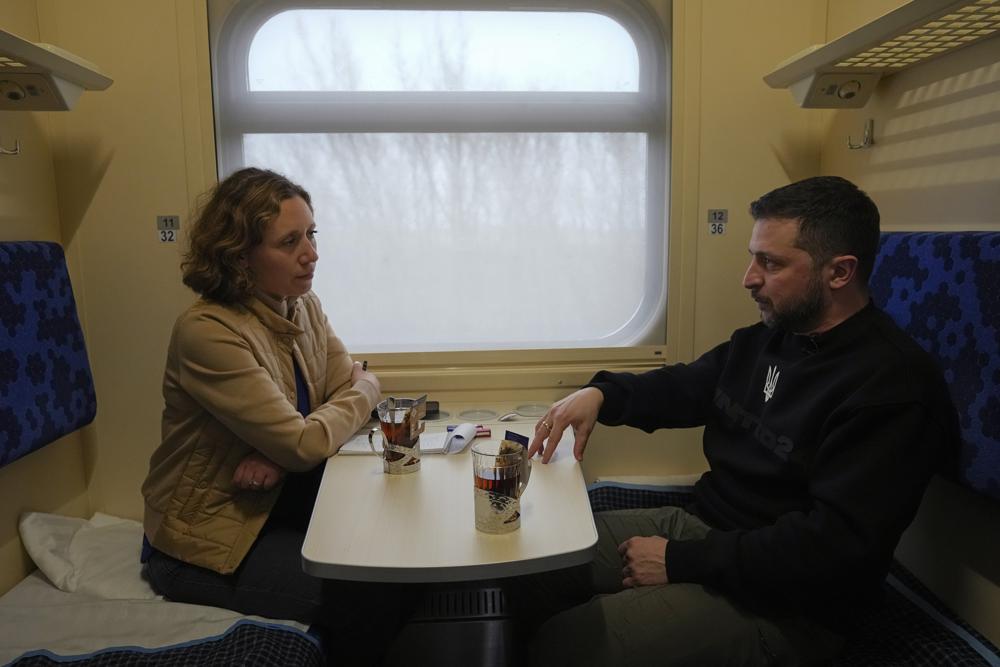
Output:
[764, 365, 780, 402]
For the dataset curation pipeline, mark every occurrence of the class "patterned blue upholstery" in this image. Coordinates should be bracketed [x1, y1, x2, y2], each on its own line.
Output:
[0, 242, 96, 468]
[869, 232, 1000, 502]
[8, 620, 324, 666]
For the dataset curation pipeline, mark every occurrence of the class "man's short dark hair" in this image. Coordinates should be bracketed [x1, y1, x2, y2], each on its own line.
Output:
[749, 176, 881, 284]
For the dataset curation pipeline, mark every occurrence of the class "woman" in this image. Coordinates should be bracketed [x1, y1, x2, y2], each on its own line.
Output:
[141, 167, 381, 626]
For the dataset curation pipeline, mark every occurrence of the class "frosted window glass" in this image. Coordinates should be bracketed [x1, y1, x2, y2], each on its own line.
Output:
[248, 10, 639, 92]
[244, 132, 649, 351]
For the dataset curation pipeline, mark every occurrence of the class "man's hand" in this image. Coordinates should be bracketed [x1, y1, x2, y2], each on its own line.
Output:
[527, 387, 604, 463]
[618, 536, 669, 588]
[233, 451, 286, 491]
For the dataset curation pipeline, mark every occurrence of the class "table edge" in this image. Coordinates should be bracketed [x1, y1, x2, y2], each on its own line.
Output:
[302, 539, 597, 583]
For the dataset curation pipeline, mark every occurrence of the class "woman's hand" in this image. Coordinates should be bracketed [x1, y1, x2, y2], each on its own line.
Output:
[351, 360, 380, 395]
[233, 451, 286, 491]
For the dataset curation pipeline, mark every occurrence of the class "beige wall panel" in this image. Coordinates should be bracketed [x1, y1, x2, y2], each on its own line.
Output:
[0, 2, 60, 240]
[820, 7, 1000, 646]
[822, 37, 1000, 230]
[0, 0, 91, 595]
[692, 0, 828, 354]
[36, 0, 212, 520]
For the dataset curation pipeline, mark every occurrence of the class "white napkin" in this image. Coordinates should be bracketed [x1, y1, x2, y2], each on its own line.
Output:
[440, 422, 477, 454]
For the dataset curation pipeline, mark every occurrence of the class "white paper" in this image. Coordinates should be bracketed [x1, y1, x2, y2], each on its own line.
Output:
[337, 429, 376, 455]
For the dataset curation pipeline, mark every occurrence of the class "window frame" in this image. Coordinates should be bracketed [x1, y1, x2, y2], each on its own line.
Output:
[208, 0, 671, 367]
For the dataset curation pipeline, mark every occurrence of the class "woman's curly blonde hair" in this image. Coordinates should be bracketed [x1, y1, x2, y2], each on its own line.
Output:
[182, 168, 312, 303]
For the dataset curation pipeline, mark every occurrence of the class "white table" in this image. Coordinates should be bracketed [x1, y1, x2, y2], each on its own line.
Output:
[301, 426, 598, 583]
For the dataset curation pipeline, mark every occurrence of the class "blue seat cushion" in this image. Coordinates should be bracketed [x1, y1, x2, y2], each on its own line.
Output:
[838, 563, 1000, 667]
[870, 232, 1000, 502]
[0, 242, 96, 468]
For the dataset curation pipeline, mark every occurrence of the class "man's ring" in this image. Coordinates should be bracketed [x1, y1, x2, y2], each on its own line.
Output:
[250, 480, 260, 488]
[540, 420, 552, 431]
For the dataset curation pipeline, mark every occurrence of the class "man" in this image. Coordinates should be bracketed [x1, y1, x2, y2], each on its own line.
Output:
[525, 176, 959, 666]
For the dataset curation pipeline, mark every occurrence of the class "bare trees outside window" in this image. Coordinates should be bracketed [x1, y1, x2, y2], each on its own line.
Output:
[212, 2, 668, 352]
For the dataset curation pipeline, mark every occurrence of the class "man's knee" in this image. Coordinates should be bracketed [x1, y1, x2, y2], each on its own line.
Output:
[529, 591, 621, 667]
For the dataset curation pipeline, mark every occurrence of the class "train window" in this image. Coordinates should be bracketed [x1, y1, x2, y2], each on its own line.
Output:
[211, 1, 668, 352]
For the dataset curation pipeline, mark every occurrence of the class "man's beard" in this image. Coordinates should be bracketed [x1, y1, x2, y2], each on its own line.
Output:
[757, 271, 827, 333]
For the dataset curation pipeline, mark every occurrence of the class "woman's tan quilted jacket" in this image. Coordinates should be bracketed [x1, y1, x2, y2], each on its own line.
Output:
[142, 294, 378, 573]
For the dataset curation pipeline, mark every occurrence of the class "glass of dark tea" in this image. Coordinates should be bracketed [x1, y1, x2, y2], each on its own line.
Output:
[367, 396, 425, 474]
[471, 439, 532, 533]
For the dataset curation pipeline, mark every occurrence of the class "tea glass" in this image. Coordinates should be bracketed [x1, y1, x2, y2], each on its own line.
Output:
[368, 397, 424, 474]
[471, 440, 531, 533]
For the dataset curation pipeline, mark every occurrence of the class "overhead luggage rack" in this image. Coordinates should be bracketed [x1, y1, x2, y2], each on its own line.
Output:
[0, 28, 112, 111]
[764, 0, 1000, 108]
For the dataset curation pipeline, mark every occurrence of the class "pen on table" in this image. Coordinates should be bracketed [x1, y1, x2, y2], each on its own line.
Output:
[446, 424, 491, 437]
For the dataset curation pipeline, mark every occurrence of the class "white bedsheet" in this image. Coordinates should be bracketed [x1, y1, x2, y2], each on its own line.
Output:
[0, 512, 308, 664]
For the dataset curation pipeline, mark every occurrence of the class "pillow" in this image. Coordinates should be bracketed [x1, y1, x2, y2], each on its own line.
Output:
[18, 512, 160, 600]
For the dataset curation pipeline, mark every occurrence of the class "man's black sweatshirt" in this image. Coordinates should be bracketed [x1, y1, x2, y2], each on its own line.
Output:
[588, 302, 959, 622]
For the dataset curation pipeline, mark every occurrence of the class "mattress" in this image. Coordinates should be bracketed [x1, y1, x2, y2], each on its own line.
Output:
[0, 513, 323, 666]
